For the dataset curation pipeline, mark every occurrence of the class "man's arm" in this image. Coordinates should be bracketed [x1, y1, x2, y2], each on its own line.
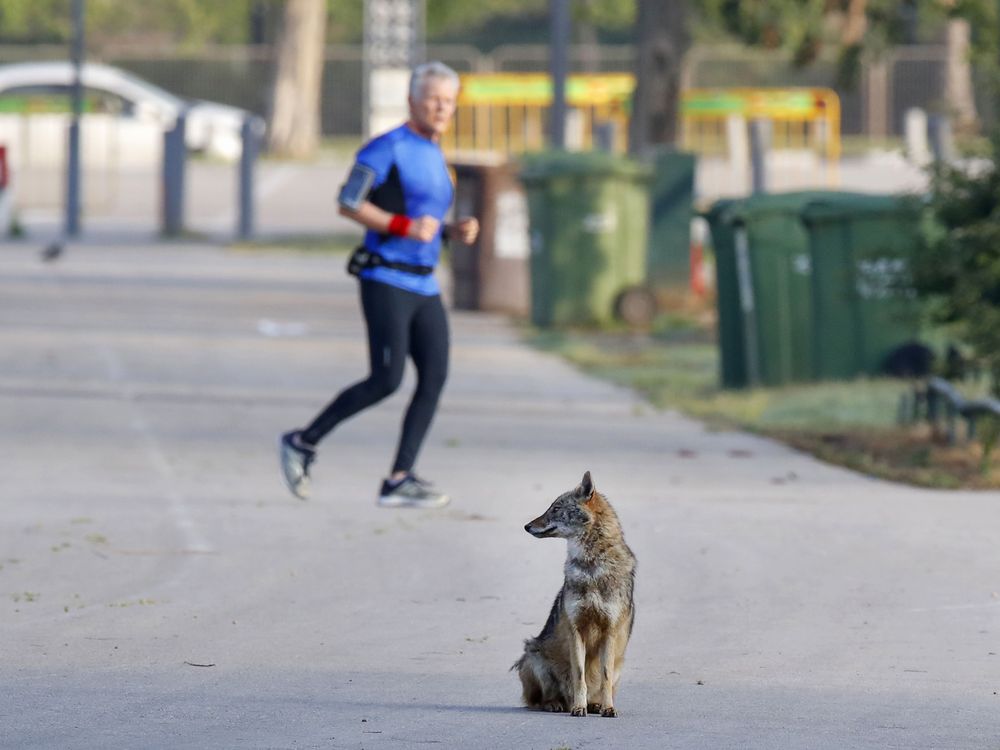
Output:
[339, 203, 440, 243]
[337, 161, 439, 241]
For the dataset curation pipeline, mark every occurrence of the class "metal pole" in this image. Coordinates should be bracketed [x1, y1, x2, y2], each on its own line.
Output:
[361, 0, 371, 140]
[734, 226, 760, 386]
[65, 0, 85, 237]
[161, 112, 186, 236]
[411, 0, 426, 66]
[238, 116, 262, 239]
[363, 0, 424, 140]
[748, 118, 771, 194]
[549, 0, 570, 149]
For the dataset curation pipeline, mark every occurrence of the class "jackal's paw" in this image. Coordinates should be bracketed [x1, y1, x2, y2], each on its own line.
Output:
[587, 702, 603, 714]
[542, 701, 566, 713]
[600, 705, 618, 718]
[570, 705, 587, 717]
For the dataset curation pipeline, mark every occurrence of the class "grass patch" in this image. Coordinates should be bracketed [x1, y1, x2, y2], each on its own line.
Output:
[527, 326, 1000, 489]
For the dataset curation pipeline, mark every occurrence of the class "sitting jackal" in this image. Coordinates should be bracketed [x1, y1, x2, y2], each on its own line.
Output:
[513, 471, 636, 717]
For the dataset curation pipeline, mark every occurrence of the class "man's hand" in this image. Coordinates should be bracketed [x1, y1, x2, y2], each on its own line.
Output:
[408, 216, 441, 242]
[448, 217, 480, 245]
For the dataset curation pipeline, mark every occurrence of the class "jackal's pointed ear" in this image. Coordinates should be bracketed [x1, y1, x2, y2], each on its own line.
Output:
[577, 470, 595, 502]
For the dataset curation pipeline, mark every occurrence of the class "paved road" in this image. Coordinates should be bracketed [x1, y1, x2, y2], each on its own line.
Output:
[1, 243, 998, 749]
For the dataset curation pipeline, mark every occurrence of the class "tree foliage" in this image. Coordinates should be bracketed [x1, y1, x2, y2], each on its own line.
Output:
[694, 0, 997, 87]
[0, 0, 70, 43]
[424, 0, 632, 35]
[0, 0, 637, 47]
[0, 0, 257, 46]
[911, 154, 1000, 395]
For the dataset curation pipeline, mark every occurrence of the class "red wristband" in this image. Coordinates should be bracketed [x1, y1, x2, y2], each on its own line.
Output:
[387, 214, 412, 237]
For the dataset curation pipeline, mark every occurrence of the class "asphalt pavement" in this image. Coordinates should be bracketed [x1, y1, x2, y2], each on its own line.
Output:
[1, 242, 998, 749]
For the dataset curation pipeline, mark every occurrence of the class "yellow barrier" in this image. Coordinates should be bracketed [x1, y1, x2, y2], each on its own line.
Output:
[443, 73, 633, 155]
[681, 87, 841, 162]
[444, 75, 841, 167]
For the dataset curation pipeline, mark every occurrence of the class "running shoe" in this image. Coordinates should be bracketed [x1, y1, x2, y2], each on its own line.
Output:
[279, 430, 316, 500]
[377, 474, 450, 509]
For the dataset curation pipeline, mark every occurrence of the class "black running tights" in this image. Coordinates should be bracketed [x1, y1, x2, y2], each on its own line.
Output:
[301, 279, 449, 474]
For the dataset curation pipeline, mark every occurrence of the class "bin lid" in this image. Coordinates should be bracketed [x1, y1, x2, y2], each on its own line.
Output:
[703, 191, 822, 224]
[799, 193, 921, 224]
[706, 191, 921, 226]
[519, 150, 652, 182]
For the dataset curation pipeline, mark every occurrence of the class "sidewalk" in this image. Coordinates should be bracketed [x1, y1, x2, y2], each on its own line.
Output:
[1, 242, 998, 749]
[15, 156, 359, 244]
[13, 151, 933, 245]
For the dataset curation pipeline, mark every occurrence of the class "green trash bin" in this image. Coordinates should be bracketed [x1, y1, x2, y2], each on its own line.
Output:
[707, 192, 821, 388]
[519, 151, 652, 326]
[802, 195, 922, 379]
[646, 148, 696, 292]
[707, 191, 922, 388]
[705, 198, 746, 389]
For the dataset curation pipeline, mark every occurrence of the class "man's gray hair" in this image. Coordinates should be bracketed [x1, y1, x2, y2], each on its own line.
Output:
[409, 61, 460, 99]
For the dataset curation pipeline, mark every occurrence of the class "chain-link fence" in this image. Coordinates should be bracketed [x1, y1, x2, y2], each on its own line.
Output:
[689, 45, 997, 138]
[0, 42, 984, 139]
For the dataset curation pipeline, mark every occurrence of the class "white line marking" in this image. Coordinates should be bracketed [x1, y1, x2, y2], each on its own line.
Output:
[257, 318, 310, 337]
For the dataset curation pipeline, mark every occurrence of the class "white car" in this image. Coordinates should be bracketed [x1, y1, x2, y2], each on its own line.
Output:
[0, 60, 251, 161]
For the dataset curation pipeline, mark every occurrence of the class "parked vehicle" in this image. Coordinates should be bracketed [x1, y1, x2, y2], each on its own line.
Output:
[0, 61, 251, 161]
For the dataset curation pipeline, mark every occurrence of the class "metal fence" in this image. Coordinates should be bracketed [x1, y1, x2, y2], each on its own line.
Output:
[684, 44, 993, 139]
[0, 42, 979, 139]
[903, 377, 1000, 448]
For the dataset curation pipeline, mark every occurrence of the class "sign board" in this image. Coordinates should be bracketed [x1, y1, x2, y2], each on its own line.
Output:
[459, 73, 635, 107]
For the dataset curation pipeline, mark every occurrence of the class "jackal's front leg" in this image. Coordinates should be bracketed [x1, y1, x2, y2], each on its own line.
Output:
[568, 626, 588, 716]
[597, 634, 618, 717]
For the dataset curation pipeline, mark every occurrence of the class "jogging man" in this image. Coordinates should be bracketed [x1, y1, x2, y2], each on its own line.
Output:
[279, 61, 478, 508]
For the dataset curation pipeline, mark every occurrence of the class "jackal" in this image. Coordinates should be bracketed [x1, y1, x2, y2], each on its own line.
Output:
[513, 471, 636, 717]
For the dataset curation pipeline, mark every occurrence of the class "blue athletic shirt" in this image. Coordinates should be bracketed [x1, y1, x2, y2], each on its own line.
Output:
[352, 123, 454, 296]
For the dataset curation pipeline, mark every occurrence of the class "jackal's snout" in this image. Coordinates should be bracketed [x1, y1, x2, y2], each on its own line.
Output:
[524, 517, 556, 537]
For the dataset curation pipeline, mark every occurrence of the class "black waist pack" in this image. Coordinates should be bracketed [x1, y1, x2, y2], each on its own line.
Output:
[347, 246, 434, 277]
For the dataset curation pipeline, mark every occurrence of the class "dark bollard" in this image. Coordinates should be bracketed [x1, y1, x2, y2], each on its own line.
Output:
[162, 112, 187, 236]
[238, 115, 265, 240]
[66, 119, 82, 237]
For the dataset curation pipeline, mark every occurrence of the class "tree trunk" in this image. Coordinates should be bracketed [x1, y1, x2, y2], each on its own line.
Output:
[268, 0, 327, 157]
[944, 17, 978, 134]
[628, 0, 688, 155]
[841, 0, 868, 46]
[577, 0, 600, 73]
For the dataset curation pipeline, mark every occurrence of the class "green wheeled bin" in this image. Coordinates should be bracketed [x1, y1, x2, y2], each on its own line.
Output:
[519, 151, 652, 326]
[707, 192, 820, 388]
[704, 198, 745, 389]
[802, 195, 922, 379]
[646, 148, 696, 293]
[706, 191, 923, 388]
